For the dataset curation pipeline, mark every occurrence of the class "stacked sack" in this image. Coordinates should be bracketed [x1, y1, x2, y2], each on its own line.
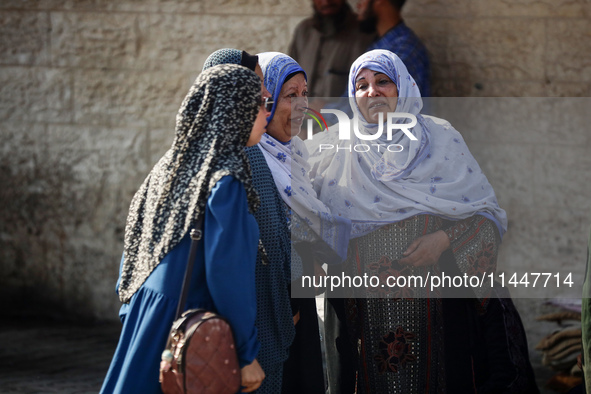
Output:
[535, 309, 582, 389]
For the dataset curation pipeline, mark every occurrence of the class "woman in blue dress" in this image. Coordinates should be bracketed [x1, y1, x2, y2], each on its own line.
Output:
[101, 64, 270, 393]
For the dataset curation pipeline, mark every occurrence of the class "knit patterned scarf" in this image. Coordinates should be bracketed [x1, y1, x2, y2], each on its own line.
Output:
[118, 64, 261, 303]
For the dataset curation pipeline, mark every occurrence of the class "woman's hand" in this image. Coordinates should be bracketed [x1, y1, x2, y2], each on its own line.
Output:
[293, 310, 301, 326]
[241, 359, 265, 393]
[399, 230, 450, 267]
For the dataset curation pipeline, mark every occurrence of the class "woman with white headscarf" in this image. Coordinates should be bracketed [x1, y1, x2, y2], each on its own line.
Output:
[305, 49, 515, 393]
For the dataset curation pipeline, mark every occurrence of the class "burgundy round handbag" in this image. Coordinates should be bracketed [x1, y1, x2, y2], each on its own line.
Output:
[160, 309, 241, 394]
[159, 223, 241, 394]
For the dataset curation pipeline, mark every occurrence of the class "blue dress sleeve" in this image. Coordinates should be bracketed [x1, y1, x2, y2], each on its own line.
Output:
[204, 176, 260, 367]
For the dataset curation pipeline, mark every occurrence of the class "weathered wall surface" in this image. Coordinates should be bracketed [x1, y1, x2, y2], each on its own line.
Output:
[1, 1, 590, 383]
[0, 0, 312, 320]
[405, 0, 591, 96]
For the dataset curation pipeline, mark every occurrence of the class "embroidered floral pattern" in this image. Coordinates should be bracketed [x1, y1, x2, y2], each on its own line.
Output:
[444, 217, 474, 244]
[467, 239, 496, 277]
[374, 326, 416, 374]
[367, 256, 414, 299]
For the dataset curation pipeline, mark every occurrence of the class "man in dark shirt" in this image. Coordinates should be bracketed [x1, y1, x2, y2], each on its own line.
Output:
[289, 0, 375, 98]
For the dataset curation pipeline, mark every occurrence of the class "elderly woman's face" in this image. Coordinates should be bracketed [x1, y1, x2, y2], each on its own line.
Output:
[266, 73, 308, 143]
[354, 68, 398, 123]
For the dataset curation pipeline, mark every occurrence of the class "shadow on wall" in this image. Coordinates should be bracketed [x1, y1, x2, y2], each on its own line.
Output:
[0, 148, 124, 322]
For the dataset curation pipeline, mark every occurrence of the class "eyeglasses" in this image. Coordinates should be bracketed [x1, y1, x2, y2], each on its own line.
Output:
[260, 96, 274, 112]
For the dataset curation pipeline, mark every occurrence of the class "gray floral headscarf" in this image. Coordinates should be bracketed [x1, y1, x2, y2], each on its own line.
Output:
[118, 64, 261, 303]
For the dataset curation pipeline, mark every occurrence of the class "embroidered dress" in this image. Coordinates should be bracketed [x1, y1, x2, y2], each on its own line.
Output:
[344, 215, 500, 393]
[305, 50, 515, 393]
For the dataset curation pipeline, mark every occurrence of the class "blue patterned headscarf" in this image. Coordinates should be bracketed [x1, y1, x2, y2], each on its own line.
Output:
[255, 52, 350, 262]
[257, 52, 307, 123]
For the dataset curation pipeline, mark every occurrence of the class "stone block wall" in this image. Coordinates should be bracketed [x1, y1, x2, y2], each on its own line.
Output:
[1, 1, 590, 385]
[0, 0, 313, 321]
[405, 0, 591, 96]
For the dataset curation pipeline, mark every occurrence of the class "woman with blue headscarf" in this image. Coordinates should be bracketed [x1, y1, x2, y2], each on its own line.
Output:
[203, 49, 350, 393]
[255, 51, 353, 394]
[305, 50, 519, 393]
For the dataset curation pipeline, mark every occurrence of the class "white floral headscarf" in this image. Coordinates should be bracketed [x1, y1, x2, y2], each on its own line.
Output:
[257, 52, 351, 261]
[306, 49, 508, 238]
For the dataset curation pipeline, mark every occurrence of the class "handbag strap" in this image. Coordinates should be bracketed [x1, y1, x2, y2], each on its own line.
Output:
[173, 215, 269, 321]
[174, 215, 204, 321]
